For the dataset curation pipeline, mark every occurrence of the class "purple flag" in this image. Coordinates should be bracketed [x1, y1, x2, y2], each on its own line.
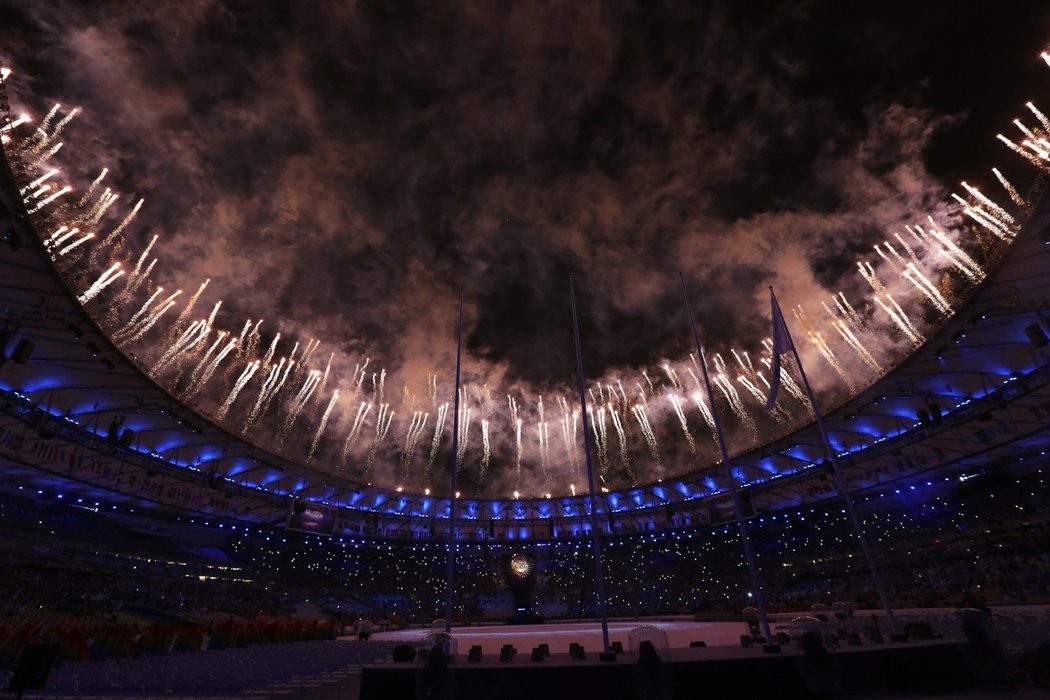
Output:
[764, 289, 795, 413]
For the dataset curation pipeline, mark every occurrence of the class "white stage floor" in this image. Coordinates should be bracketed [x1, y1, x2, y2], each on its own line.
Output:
[369, 620, 745, 655]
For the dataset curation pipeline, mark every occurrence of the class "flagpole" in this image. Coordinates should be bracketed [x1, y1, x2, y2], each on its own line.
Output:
[569, 274, 611, 654]
[770, 287, 897, 633]
[444, 297, 464, 639]
[680, 274, 774, 644]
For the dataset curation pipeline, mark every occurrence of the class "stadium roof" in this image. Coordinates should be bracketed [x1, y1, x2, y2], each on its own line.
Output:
[2, 133, 1050, 540]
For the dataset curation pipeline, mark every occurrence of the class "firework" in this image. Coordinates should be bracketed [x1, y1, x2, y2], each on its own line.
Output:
[77, 263, 123, 304]
[992, 167, 1026, 208]
[672, 394, 697, 455]
[425, 402, 449, 477]
[631, 404, 659, 463]
[341, 402, 374, 468]
[217, 361, 260, 421]
[479, 419, 491, 483]
[305, 390, 340, 459]
[363, 403, 394, 474]
[185, 334, 237, 399]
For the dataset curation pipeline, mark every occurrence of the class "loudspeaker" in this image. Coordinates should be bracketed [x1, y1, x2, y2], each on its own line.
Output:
[1025, 324, 1048, 348]
[119, 428, 135, 447]
[10, 338, 33, 364]
[9, 643, 58, 698]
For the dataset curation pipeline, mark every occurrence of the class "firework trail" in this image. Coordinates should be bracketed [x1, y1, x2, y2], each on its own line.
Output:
[26, 141, 63, 171]
[300, 338, 320, 368]
[558, 397, 580, 482]
[44, 225, 73, 250]
[857, 261, 885, 293]
[48, 227, 78, 251]
[372, 369, 387, 405]
[318, 352, 334, 395]
[607, 403, 633, 481]
[276, 369, 323, 445]
[758, 339, 809, 406]
[56, 231, 95, 257]
[28, 104, 61, 141]
[256, 353, 297, 424]
[661, 363, 683, 390]
[26, 184, 71, 214]
[425, 402, 448, 477]
[963, 181, 1016, 226]
[672, 394, 697, 455]
[260, 331, 280, 368]
[889, 233, 921, 268]
[791, 305, 855, 392]
[341, 402, 373, 468]
[185, 334, 237, 399]
[217, 361, 260, 421]
[1027, 100, 1050, 133]
[630, 404, 659, 464]
[952, 180, 1017, 240]
[74, 169, 108, 208]
[77, 263, 124, 304]
[154, 319, 207, 375]
[353, 358, 370, 393]
[508, 395, 523, 484]
[874, 294, 923, 345]
[730, 348, 790, 422]
[114, 288, 180, 343]
[21, 169, 57, 194]
[400, 410, 430, 479]
[363, 403, 394, 475]
[25, 104, 77, 155]
[25, 184, 54, 205]
[165, 279, 210, 344]
[711, 354, 757, 435]
[811, 330, 856, 392]
[124, 292, 181, 344]
[0, 112, 30, 133]
[922, 221, 983, 282]
[75, 188, 118, 229]
[184, 331, 227, 392]
[903, 262, 952, 314]
[826, 311, 882, 372]
[234, 320, 253, 357]
[308, 390, 340, 460]
[1043, 51, 1050, 69]
[456, 398, 472, 464]
[244, 358, 284, 430]
[113, 234, 159, 304]
[166, 302, 222, 381]
[241, 320, 262, 362]
[874, 242, 905, 273]
[535, 397, 551, 482]
[479, 419, 491, 484]
[89, 198, 144, 263]
[589, 406, 610, 476]
[992, 167, 1027, 208]
[639, 371, 654, 395]
[427, 374, 438, 402]
[536, 420, 551, 484]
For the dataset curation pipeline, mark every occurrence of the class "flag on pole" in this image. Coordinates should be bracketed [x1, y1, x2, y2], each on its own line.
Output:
[764, 288, 795, 413]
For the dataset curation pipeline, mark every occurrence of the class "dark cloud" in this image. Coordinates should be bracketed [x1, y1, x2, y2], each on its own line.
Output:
[2, 0, 1048, 495]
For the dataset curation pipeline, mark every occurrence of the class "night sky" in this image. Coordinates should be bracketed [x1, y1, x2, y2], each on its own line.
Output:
[2, 1, 1049, 494]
